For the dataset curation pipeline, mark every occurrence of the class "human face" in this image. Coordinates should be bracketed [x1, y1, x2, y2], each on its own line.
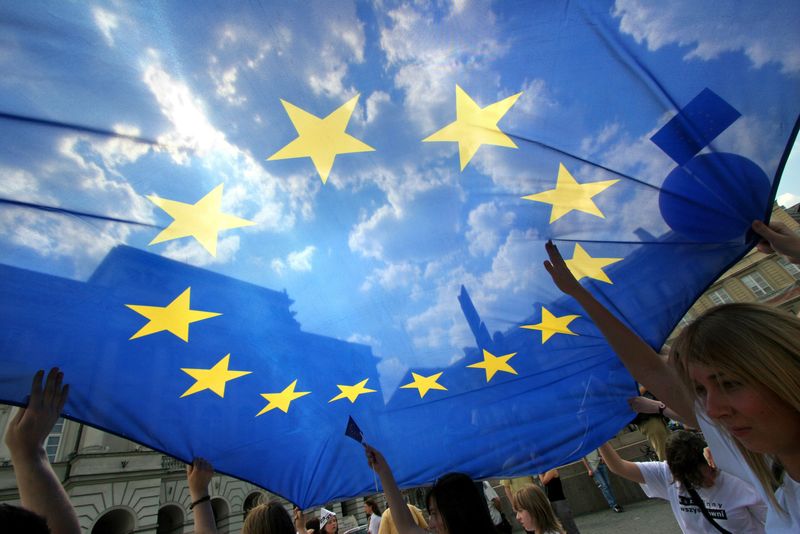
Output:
[689, 363, 800, 458]
[323, 516, 338, 533]
[427, 497, 448, 534]
[515, 508, 535, 532]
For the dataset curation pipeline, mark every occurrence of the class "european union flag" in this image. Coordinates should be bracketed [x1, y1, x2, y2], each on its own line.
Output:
[0, 1, 798, 508]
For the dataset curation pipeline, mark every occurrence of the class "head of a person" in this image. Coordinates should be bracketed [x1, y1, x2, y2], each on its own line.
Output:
[242, 501, 296, 534]
[305, 517, 320, 534]
[670, 303, 800, 490]
[425, 472, 496, 534]
[666, 430, 715, 489]
[512, 484, 563, 534]
[319, 508, 338, 534]
[0, 504, 49, 534]
[364, 499, 381, 517]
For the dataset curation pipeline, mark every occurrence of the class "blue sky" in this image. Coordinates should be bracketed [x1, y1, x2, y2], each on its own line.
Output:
[1, 0, 799, 397]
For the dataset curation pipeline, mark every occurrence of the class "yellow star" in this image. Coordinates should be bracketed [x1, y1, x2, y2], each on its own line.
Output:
[267, 94, 375, 184]
[126, 287, 221, 342]
[520, 307, 580, 344]
[256, 379, 311, 416]
[329, 378, 377, 403]
[400, 372, 447, 398]
[423, 85, 521, 170]
[180, 354, 251, 398]
[522, 163, 619, 223]
[565, 244, 623, 284]
[148, 184, 255, 256]
[467, 349, 518, 382]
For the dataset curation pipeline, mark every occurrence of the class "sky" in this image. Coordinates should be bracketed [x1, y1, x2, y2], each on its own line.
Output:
[1, 0, 798, 392]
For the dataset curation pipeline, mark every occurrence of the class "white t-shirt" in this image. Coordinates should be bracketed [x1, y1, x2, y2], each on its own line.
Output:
[483, 480, 502, 526]
[638, 460, 766, 533]
[699, 410, 800, 533]
[368, 513, 381, 534]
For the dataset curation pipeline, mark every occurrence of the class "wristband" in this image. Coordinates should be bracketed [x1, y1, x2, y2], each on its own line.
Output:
[190, 495, 211, 509]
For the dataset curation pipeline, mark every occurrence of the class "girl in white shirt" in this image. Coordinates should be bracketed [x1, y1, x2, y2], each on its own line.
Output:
[599, 431, 766, 533]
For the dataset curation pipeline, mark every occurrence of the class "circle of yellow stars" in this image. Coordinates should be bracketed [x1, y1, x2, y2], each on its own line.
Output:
[128, 82, 629, 412]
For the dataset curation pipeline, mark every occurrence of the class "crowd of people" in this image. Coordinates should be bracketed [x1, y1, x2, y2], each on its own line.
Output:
[2, 220, 799, 534]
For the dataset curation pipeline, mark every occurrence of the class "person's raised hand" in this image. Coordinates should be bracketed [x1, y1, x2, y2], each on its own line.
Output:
[5, 368, 69, 461]
[187, 457, 214, 499]
[544, 240, 583, 296]
[363, 443, 390, 477]
[752, 220, 800, 263]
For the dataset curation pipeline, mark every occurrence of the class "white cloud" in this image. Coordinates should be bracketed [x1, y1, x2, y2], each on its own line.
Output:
[777, 192, 800, 208]
[161, 235, 241, 267]
[0, 208, 132, 277]
[141, 54, 315, 242]
[511, 79, 555, 122]
[365, 91, 391, 124]
[614, 0, 800, 74]
[347, 332, 379, 347]
[360, 261, 421, 292]
[465, 201, 515, 257]
[271, 245, 316, 275]
[92, 7, 119, 46]
[378, 1, 508, 131]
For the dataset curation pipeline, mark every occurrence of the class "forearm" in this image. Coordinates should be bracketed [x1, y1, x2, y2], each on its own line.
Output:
[572, 287, 697, 426]
[10, 448, 80, 534]
[189, 483, 216, 534]
[598, 443, 644, 484]
[376, 469, 419, 534]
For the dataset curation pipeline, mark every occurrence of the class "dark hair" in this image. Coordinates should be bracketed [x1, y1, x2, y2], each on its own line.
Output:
[0, 504, 50, 534]
[426, 472, 496, 534]
[243, 502, 296, 534]
[365, 499, 382, 516]
[666, 430, 710, 489]
[305, 517, 321, 534]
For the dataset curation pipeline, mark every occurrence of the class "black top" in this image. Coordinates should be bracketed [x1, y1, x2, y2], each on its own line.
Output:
[544, 475, 566, 502]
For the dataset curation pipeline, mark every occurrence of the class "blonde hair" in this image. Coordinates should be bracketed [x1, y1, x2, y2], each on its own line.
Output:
[512, 485, 563, 534]
[670, 303, 800, 507]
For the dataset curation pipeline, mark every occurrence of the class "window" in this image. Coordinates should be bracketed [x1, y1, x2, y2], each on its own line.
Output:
[740, 271, 774, 298]
[45, 417, 64, 462]
[778, 257, 800, 279]
[677, 311, 694, 328]
[708, 288, 733, 306]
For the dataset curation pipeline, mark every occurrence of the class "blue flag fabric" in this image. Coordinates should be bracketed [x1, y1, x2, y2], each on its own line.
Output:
[0, 1, 798, 508]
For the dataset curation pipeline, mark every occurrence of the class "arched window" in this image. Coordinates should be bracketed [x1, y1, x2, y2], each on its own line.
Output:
[92, 508, 136, 534]
[211, 497, 230, 534]
[157, 504, 184, 534]
[244, 492, 265, 518]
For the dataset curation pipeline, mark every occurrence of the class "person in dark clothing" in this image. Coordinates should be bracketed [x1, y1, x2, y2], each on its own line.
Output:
[539, 470, 580, 534]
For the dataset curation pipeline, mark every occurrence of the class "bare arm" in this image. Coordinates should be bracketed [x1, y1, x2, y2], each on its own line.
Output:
[627, 396, 686, 425]
[539, 469, 558, 485]
[581, 458, 593, 477]
[294, 507, 305, 534]
[187, 458, 216, 534]
[598, 443, 645, 484]
[4, 368, 80, 534]
[365, 445, 426, 534]
[544, 241, 698, 427]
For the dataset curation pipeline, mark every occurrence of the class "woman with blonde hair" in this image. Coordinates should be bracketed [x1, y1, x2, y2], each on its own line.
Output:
[543, 220, 800, 532]
[512, 485, 564, 534]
